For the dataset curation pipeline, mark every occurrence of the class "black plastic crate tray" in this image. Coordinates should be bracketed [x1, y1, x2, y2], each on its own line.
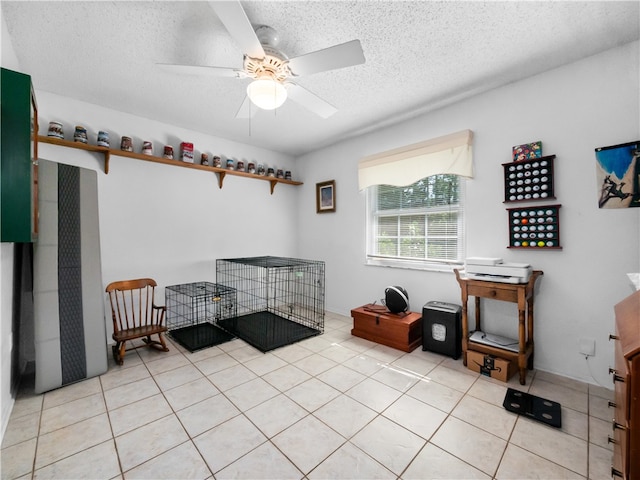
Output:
[169, 323, 235, 352]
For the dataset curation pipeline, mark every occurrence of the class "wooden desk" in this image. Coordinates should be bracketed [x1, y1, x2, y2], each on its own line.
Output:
[453, 269, 543, 385]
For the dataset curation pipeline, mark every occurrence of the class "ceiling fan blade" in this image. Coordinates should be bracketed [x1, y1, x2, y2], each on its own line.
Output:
[235, 95, 257, 119]
[287, 39, 365, 77]
[156, 63, 246, 78]
[209, 0, 265, 60]
[285, 83, 337, 119]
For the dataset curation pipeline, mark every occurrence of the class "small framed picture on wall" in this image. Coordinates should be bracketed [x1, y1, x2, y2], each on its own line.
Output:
[316, 180, 336, 213]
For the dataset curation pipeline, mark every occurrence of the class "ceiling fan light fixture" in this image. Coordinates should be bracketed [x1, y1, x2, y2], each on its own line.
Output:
[247, 77, 287, 110]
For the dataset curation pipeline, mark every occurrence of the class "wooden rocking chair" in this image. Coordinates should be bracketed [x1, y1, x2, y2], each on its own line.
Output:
[106, 278, 169, 365]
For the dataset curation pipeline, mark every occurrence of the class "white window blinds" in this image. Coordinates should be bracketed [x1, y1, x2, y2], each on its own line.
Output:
[358, 129, 474, 190]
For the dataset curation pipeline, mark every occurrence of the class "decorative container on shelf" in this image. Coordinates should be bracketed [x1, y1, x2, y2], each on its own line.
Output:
[120, 136, 133, 152]
[97, 131, 110, 147]
[142, 141, 153, 155]
[180, 142, 194, 162]
[47, 121, 64, 139]
[73, 126, 88, 143]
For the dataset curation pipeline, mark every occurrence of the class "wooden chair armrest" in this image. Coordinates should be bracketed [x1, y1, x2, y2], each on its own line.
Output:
[152, 304, 166, 326]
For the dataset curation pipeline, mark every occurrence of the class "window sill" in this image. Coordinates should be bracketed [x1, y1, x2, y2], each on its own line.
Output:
[365, 258, 462, 273]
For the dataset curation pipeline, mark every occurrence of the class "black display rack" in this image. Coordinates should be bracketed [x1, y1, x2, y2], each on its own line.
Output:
[507, 204, 562, 249]
[503, 155, 556, 203]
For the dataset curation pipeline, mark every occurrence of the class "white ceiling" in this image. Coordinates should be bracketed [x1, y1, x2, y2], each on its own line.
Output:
[2, 1, 639, 156]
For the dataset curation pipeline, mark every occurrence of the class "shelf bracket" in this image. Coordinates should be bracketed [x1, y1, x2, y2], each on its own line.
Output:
[269, 180, 277, 195]
[215, 171, 226, 189]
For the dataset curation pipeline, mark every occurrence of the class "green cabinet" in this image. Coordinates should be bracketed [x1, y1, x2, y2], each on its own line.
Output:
[1, 68, 37, 242]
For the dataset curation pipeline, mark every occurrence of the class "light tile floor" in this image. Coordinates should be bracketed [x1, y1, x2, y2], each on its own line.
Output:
[1, 312, 614, 479]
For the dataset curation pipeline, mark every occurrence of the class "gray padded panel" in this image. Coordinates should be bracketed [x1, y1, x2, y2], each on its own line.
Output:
[34, 161, 108, 392]
[58, 164, 87, 384]
[34, 160, 62, 394]
[79, 168, 108, 378]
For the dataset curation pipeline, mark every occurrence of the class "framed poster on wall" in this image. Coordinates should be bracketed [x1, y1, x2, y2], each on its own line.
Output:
[595, 141, 640, 208]
[316, 180, 336, 213]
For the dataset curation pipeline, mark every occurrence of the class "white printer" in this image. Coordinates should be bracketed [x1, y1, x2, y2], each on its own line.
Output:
[464, 257, 532, 284]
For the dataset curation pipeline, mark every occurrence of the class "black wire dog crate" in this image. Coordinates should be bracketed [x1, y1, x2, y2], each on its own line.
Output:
[215, 256, 325, 352]
[165, 282, 236, 352]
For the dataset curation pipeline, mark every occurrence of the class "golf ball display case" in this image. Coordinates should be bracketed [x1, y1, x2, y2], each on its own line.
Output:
[502, 155, 556, 203]
[507, 204, 562, 249]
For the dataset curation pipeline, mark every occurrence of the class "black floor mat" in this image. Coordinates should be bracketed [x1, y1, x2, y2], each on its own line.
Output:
[217, 311, 321, 353]
[503, 388, 562, 428]
[169, 323, 235, 352]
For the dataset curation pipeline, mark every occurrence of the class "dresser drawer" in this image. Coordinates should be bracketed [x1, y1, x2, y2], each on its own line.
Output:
[613, 339, 630, 420]
[611, 416, 629, 478]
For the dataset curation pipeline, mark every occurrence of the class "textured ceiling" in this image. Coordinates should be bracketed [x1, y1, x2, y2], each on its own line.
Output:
[2, 1, 639, 156]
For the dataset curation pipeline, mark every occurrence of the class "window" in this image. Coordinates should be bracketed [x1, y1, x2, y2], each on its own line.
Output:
[366, 174, 465, 269]
[358, 129, 473, 269]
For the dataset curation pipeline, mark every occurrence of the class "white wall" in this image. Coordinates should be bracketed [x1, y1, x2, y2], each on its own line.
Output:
[2, 50, 303, 440]
[1, 81, 301, 436]
[35, 91, 300, 340]
[296, 41, 640, 386]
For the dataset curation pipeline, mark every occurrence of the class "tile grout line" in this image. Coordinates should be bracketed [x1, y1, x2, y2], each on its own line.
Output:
[3, 315, 614, 480]
[131, 338, 215, 479]
[99, 365, 125, 479]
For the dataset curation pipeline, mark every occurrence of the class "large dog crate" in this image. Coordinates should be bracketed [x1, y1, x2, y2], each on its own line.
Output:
[166, 281, 236, 352]
[215, 256, 325, 352]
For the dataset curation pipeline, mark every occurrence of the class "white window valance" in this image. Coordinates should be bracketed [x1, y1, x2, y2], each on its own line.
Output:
[357, 129, 474, 190]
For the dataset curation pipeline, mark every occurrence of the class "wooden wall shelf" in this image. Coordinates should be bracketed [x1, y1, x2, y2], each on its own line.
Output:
[39, 134, 111, 170]
[37, 135, 302, 194]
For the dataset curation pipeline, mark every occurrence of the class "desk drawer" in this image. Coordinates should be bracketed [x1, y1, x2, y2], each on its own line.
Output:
[467, 284, 519, 302]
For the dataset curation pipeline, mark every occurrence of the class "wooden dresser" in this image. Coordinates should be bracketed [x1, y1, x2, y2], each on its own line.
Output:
[610, 289, 640, 479]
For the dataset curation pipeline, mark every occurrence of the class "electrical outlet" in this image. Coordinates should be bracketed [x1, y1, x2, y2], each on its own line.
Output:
[579, 337, 596, 357]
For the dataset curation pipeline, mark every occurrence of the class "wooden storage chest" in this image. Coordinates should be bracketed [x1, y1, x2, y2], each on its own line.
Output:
[351, 305, 422, 352]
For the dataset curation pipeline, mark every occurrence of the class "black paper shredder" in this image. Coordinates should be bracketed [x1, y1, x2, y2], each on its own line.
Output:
[422, 301, 462, 359]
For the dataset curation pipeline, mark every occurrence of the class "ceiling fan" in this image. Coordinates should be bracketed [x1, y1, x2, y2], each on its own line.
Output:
[157, 0, 365, 118]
